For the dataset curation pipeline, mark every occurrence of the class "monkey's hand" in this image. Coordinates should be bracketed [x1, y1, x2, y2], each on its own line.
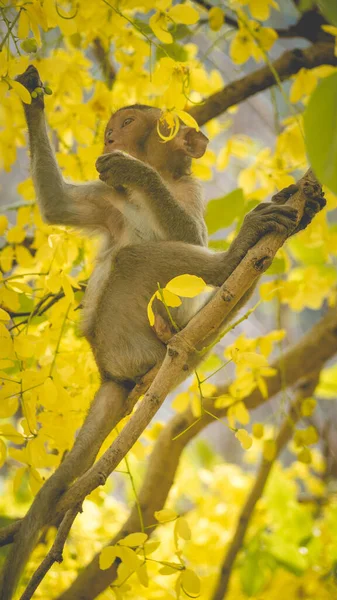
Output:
[235, 203, 299, 254]
[271, 182, 326, 233]
[16, 65, 45, 110]
[96, 151, 159, 190]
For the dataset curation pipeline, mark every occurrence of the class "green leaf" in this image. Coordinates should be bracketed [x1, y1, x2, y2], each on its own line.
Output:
[159, 561, 184, 575]
[133, 18, 152, 35]
[169, 24, 192, 40]
[154, 508, 177, 523]
[156, 42, 188, 62]
[318, 0, 337, 25]
[99, 546, 117, 570]
[181, 569, 201, 597]
[240, 553, 268, 596]
[288, 237, 327, 265]
[304, 72, 337, 194]
[115, 546, 141, 571]
[166, 275, 209, 298]
[118, 532, 148, 547]
[268, 541, 308, 575]
[175, 517, 191, 540]
[10, 80, 32, 104]
[266, 255, 287, 275]
[208, 239, 230, 251]
[136, 562, 149, 587]
[206, 188, 244, 234]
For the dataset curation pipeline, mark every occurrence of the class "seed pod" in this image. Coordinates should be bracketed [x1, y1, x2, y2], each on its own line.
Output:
[31, 91, 38, 99]
[35, 87, 44, 95]
[44, 86, 53, 95]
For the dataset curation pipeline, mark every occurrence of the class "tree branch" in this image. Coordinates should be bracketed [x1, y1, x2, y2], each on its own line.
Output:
[189, 43, 337, 125]
[192, 0, 330, 42]
[211, 373, 321, 600]
[91, 38, 116, 89]
[55, 309, 337, 600]
[19, 508, 79, 600]
[0, 520, 21, 548]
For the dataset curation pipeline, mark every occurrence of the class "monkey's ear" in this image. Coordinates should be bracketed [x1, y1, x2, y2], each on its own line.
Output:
[175, 127, 209, 158]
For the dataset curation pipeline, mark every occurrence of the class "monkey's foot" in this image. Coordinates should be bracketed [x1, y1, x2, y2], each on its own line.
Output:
[271, 180, 326, 233]
[152, 313, 175, 344]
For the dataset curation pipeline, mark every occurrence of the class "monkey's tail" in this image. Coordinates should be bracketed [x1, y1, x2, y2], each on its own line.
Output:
[0, 381, 128, 600]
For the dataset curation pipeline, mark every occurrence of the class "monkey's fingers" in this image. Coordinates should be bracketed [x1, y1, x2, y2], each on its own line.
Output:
[95, 153, 112, 174]
[271, 184, 299, 205]
[95, 151, 135, 175]
[16, 65, 45, 108]
[239, 204, 299, 251]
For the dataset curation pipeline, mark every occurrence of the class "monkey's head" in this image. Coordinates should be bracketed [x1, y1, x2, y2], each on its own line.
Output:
[103, 105, 209, 178]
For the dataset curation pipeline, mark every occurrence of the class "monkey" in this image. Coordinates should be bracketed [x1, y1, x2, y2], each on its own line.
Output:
[0, 65, 326, 600]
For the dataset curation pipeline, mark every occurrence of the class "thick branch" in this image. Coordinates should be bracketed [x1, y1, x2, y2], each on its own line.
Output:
[189, 43, 337, 125]
[211, 373, 320, 600]
[56, 309, 337, 600]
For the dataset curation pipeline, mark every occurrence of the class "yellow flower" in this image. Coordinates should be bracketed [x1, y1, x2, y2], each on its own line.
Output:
[239, 147, 295, 194]
[150, 3, 199, 44]
[153, 57, 190, 109]
[230, 21, 277, 64]
[235, 428, 253, 450]
[252, 423, 264, 439]
[250, 23, 278, 61]
[276, 117, 306, 166]
[209, 7, 224, 31]
[244, 0, 279, 21]
[230, 27, 254, 64]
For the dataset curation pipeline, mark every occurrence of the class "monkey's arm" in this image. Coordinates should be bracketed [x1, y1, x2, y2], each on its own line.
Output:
[17, 66, 119, 230]
[26, 109, 117, 228]
[96, 152, 206, 245]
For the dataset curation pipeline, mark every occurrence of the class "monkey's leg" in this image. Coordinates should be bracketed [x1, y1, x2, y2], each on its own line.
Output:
[0, 381, 129, 600]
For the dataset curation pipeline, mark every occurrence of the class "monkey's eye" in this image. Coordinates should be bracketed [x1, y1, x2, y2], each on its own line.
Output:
[122, 117, 134, 128]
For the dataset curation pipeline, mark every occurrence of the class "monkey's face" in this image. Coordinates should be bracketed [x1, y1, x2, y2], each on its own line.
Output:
[103, 106, 209, 177]
[103, 108, 161, 162]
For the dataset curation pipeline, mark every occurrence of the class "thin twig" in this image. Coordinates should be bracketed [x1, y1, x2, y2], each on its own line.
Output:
[0, 8, 21, 52]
